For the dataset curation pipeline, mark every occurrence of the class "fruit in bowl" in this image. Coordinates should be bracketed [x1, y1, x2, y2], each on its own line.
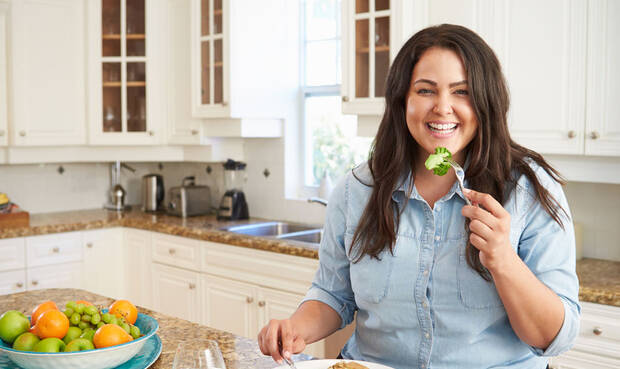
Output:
[0, 299, 158, 369]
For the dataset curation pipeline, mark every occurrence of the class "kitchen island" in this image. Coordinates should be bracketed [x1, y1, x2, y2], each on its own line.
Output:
[0, 288, 298, 369]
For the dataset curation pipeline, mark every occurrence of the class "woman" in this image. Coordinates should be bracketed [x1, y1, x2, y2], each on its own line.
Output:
[258, 24, 580, 369]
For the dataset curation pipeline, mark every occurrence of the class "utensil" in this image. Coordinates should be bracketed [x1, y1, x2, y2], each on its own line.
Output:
[283, 356, 298, 369]
[446, 158, 472, 206]
[172, 340, 226, 369]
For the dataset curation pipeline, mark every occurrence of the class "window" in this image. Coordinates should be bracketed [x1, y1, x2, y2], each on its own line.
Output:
[302, 0, 372, 187]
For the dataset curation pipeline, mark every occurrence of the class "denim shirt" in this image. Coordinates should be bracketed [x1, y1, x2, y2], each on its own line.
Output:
[303, 161, 580, 369]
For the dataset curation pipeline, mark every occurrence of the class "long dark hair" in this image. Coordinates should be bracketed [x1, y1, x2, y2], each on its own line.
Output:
[351, 24, 567, 280]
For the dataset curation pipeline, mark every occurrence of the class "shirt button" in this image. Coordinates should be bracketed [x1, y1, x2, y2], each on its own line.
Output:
[423, 301, 428, 308]
[425, 333, 430, 338]
[435, 235, 441, 241]
[421, 365, 425, 369]
[423, 270, 429, 276]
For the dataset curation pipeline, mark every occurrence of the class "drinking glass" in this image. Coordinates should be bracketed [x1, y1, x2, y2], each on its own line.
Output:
[172, 340, 226, 369]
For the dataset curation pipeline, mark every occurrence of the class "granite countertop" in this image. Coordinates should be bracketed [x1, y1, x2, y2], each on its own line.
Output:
[0, 208, 618, 307]
[0, 288, 306, 369]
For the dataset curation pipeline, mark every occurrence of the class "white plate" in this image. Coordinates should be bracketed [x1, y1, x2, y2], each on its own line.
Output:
[274, 359, 394, 369]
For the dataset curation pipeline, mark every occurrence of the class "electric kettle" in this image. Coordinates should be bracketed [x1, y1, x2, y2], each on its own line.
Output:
[142, 174, 164, 212]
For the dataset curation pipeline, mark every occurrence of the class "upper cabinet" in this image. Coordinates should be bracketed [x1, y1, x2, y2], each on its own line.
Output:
[86, 0, 165, 145]
[9, 0, 86, 146]
[0, 0, 7, 147]
[189, 0, 289, 125]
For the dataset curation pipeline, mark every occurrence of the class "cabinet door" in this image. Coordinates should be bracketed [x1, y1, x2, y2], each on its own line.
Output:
[551, 350, 620, 369]
[83, 228, 125, 300]
[258, 288, 325, 359]
[10, 0, 86, 146]
[0, 1, 7, 147]
[151, 263, 201, 323]
[201, 274, 256, 338]
[0, 237, 26, 272]
[26, 232, 83, 268]
[584, 0, 620, 156]
[27, 262, 83, 291]
[0, 269, 26, 296]
[497, 0, 587, 154]
[124, 229, 152, 309]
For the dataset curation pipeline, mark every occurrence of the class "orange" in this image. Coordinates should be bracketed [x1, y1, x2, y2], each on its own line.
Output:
[75, 300, 93, 306]
[109, 300, 138, 325]
[34, 309, 69, 339]
[93, 324, 133, 349]
[31, 301, 59, 326]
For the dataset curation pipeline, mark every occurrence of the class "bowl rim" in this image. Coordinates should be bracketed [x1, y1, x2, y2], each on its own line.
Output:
[0, 311, 158, 356]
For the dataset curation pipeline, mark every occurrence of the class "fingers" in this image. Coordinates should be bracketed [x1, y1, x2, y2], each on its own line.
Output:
[462, 204, 498, 230]
[280, 320, 293, 360]
[257, 319, 297, 364]
[469, 219, 493, 241]
[463, 189, 508, 219]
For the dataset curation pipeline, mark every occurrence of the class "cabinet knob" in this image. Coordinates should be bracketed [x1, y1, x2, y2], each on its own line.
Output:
[0, 130, 5, 137]
[16, 282, 23, 288]
[221, 102, 228, 106]
[567, 130, 576, 138]
[148, 130, 155, 136]
[191, 129, 199, 135]
[257, 301, 265, 307]
[86, 242, 93, 248]
[593, 326, 603, 335]
[342, 96, 349, 102]
[246, 296, 254, 304]
[52, 247, 60, 253]
[19, 130, 26, 137]
[189, 283, 196, 290]
[590, 131, 600, 139]
[168, 248, 176, 255]
[32, 280, 38, 286]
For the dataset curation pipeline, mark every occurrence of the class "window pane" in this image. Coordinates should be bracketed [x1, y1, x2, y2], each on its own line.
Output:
[305, 0, 339, 41]
[304, 96, 371, 186]
[306, 40, 340, 86]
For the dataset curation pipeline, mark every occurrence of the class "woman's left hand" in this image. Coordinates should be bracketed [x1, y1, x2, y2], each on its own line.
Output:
[461, 189, 516, 273]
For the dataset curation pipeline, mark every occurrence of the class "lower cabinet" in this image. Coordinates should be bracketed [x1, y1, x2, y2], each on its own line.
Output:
[151, 262, 201, 323]
[82, 228, 126, 300]
[0, 269, 26, 295]
[26, 262, 82, 291]
[124, 229, 153, 309]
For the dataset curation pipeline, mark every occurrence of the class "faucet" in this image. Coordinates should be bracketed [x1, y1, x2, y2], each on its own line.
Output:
[307, 197, 328, 206]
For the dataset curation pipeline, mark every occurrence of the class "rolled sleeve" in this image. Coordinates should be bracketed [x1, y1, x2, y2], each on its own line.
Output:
[302, 173, 357, 329]
[530, 296, 581, 356]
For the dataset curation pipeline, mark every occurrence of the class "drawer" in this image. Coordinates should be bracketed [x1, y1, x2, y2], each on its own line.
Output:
[151, 233, 201, 272]
[27, 262, 82, 291]
[26, 232, 83, 268]
[0, 269, 27, 295]
[572, 302, 620, 359]
[0, 237, 26, 271]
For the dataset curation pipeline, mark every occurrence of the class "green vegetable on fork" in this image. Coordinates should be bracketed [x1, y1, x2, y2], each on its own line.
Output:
[424, 147, 453, 176]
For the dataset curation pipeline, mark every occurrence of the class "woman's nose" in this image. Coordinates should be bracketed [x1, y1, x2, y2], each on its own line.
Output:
[432, 93, 454, 115]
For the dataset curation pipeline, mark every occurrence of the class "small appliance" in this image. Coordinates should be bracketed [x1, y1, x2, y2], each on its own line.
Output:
[217, 159, 249, 220]
[104, 161, 135, 211]
[142, 174, 164, 212]
[167, 176, 211, 217]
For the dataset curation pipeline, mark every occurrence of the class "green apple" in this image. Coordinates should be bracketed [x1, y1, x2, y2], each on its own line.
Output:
[62, 326, 82, 344]
[0, 310, 30, 344]
[65, 338, 94, 352]
[34, 338, 66, 352]
[12, 332, 40, 351]
[79, 328, 95, 342]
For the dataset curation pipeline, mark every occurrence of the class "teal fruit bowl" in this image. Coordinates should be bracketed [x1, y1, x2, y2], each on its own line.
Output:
[0, 311, 158, 369]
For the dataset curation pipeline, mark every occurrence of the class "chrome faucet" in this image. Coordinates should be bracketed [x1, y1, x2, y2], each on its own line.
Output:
[307, 197, 328, 206]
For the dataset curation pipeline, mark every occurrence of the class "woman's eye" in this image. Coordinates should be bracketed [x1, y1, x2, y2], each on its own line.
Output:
[455, 89, 469, 95]
[417, 89, 433, 95]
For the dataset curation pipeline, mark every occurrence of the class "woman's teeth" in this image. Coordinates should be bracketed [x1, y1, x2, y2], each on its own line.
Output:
[427, 122, 457, 133]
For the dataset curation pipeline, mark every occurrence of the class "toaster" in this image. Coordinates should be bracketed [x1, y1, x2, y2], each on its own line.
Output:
[167, 176, 211, 217]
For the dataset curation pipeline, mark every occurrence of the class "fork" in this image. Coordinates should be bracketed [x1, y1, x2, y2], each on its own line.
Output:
[282, 356, 298, 369]
[446, 158, 472, 206]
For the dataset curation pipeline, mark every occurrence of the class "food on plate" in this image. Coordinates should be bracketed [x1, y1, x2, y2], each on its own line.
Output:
[327, 361, 370, 369]
[424, 146, 453, 176]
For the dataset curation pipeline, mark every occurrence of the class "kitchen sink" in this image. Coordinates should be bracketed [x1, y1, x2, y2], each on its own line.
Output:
[221, 221, 322, 245]
[277, 229, 322, 244]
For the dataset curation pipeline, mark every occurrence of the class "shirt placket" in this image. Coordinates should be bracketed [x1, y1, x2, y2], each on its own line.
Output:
[415, 204, 436, 369]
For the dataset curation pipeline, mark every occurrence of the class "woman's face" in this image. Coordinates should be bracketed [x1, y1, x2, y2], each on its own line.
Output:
[405, 47, 478, 164]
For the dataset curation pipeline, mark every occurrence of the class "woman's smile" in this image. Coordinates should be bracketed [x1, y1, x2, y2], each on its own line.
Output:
[426, 121, 460, 137]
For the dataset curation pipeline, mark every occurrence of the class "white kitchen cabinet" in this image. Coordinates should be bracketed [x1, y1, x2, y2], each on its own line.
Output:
[124, 229, 153, 309]
[86, 0, 166, 145]
[151, 263, 201, 323]
[82, 228, 126, 300]
[550, 302, 620, 369]
[0, 269, 26, 295]
[0, 237, 25, 271]
[0, 1, 8, 147]
[26, 262, 83, 291]
[9, 0, 86, 146]
[25, 232, 83, 268]
[188, 0, 284, 137]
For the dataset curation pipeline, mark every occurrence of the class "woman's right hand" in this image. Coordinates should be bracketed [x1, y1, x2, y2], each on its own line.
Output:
[258, 318, 307, 364]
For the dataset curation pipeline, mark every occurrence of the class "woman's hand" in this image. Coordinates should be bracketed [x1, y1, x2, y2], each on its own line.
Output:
[461, 189, 516, 273]
[257, 318, 306, 364]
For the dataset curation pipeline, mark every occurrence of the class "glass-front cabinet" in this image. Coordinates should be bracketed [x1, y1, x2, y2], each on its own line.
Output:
[342, 0, 404, 115]
[88, 0, 162, 145]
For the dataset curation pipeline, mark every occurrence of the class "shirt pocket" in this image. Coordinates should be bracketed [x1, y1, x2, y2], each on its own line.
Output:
[456, 237, 504, 309]
[345, 233, 393, 304]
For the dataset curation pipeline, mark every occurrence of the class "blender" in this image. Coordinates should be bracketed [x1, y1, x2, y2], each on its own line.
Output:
[217, 159, 249, 220]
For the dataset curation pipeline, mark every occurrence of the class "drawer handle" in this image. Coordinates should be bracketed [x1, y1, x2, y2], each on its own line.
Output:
[593, 326, 603, 336]
[31, 280, 38, 286]
[86, 242, 93, 248]
[16, 282, 23, 288]
[168, 248, 176, 255]
[257, 301, 265, 307]
[188, 283, 196, 290]
[52, 247, 60, 253]
[567, 130, 576, 138]
[246, 297, 254, 304]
